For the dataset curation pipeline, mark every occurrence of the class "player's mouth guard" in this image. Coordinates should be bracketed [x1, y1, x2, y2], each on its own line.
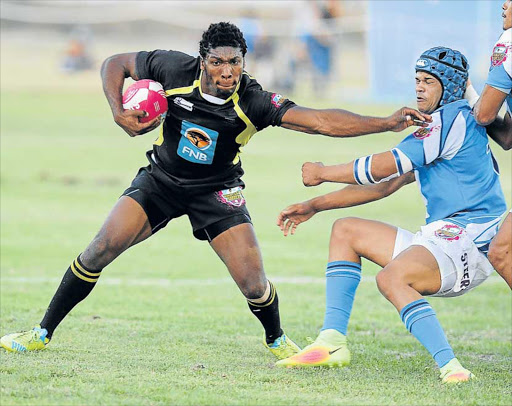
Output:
[353, 149, 413, 185]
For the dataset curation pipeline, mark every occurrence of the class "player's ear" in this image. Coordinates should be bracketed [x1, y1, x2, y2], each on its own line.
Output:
[200, 57, 205, 71]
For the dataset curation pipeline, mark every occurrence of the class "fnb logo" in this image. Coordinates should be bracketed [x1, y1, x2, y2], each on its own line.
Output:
[177, 120, 218, 165]
[185, 128, 212, 150]
[181, 146, 208, 162]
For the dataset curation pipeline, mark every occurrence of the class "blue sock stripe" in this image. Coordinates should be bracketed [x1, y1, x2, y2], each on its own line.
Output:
[327, 261, 361, 270]
[399, 299, 454, 368]
[322, 261, 362, 335]
[325, 270, 362, 280]
[400, 299, 429, 321]
[404, 307, 435, 332]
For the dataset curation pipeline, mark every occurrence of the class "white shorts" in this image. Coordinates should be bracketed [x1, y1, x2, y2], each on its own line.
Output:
[392, 220, 494, 297]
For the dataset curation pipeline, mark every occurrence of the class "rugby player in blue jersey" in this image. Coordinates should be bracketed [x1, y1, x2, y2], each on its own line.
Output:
[465, 0, 512, 288]
[276, 47, 507, 383]
[0, 22, 429, 356]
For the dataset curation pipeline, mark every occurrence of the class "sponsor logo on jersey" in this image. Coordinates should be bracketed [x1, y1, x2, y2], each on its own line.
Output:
[434, 224, 463, 241]
[185, 128, 212, 150]
[174, 97, 194, 111]
[491, 43, 510, 68]
[177, 121, 218, 165]
[271, 93, 285, 108]
[412, 125, 441, 140]
[216, 186, 246, 207]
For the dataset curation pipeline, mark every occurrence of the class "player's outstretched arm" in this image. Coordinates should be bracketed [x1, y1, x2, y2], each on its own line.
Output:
[301, 150, 401, 187]
[101, 52, 161, 137]
[279, 106, 431, 137]
[277, 173, 414, 236]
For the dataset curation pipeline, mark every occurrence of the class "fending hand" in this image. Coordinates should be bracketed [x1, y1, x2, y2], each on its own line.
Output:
[302, 162, 325, 187]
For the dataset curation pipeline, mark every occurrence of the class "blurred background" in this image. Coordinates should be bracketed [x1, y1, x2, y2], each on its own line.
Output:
[0, 0, 505, 103]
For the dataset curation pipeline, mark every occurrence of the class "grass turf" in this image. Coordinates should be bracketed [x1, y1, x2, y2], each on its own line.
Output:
[1, 87, 511, 405]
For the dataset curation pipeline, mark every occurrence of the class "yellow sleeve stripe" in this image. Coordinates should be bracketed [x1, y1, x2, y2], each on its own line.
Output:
[70, 262, 99, 283]
[233, 92, 257, 148]
[165, 79, 201, 96]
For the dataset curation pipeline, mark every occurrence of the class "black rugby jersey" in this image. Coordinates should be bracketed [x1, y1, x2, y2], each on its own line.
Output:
[135, 50, 296, 189]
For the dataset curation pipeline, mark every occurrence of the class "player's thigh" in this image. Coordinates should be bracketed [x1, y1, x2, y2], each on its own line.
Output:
[82, 196, 153, 265]
[329, 217, 400, 268]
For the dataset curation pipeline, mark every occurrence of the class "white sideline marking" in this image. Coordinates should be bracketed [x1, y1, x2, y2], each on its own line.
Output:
[0, 275, 503, 287]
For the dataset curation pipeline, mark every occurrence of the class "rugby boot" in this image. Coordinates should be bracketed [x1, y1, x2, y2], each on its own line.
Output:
[264, 332, 301, 360]
[0, 325, 49, 352]
[439, 358, 475, 384]
[275, 328, 350, 368]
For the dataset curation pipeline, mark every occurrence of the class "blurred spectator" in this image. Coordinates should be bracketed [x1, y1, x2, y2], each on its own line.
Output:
[61, 25, 93, 73]
[298, 1, 341, 86]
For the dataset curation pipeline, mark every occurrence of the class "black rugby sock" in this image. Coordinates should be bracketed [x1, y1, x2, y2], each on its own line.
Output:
[40, 256, 102, 339]
[247, 281, 283, 344]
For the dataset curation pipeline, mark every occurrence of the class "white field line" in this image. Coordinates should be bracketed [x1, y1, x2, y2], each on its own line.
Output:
[0, 275, 503, 287]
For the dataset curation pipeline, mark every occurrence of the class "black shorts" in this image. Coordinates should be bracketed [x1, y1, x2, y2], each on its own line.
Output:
[122, 166, 252, 242]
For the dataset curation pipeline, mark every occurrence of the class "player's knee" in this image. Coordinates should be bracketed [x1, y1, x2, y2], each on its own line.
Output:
[83, 235, 125, 269]
[239, 277, 267, 300]
[488, 239, 510, 273]
[330, 217, 361, 246]
[375, 268, 402, 300]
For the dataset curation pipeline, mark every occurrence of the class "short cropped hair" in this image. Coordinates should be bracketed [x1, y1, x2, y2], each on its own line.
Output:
[199, 22, 248, 59]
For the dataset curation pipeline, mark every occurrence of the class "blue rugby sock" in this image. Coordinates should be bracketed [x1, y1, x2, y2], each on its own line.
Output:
[400, 299, 455, 368]
[321, 260, 362, 335]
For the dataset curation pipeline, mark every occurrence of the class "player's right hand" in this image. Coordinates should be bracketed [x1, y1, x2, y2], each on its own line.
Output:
[277, 201, 316, 236]
[302, 162, 325, 187]
[114, 110, 162, 137]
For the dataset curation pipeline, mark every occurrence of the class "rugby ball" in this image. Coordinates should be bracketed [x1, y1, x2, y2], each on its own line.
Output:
[122, 79, 168, 123]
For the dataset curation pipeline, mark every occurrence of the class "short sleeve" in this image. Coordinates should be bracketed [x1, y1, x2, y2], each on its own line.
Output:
[242, 88, 296, 130]
[486, 29, 512, 92]
[135, 50, 198, 89]
[395, 102, 468, 169]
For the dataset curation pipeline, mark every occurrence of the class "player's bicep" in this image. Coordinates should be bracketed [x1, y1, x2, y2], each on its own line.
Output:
[474, 84, 508, 126]
[280, 106, 322, 134]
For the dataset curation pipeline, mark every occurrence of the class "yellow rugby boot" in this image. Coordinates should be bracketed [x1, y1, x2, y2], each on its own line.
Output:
[264, 332, 301, 360]
[276, 329, 350, 368]
[0, 326, 49, 353]
[439, 358, 475, 384]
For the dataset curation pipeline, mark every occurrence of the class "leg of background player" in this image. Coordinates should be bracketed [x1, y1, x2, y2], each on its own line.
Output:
[209, 223, 299, 359]
[488, 212, 512, 289]
[376, 246, 473, 383]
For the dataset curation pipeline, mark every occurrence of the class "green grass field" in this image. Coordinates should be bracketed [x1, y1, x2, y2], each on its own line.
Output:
[1, 80, 511, 404]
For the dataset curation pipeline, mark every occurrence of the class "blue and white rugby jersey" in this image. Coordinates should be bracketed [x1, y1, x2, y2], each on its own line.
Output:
[486, 29, 512, 114]
[394, 99, 507, 252]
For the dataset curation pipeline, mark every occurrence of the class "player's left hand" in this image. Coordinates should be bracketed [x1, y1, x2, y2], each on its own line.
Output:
[277, 201, 316, 236]
[302, 162, 325, 187]
[388, 107, 432, 132]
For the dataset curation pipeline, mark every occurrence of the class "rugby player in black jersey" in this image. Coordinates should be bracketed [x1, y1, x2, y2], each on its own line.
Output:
[1, 22, 430, 356]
